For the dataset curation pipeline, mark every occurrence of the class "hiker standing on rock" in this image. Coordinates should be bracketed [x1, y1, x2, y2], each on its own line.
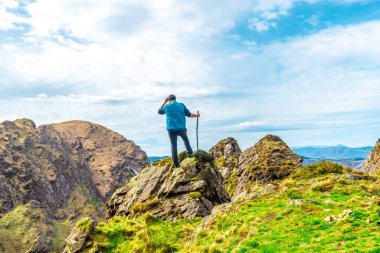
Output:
[158, 94, 200, 168]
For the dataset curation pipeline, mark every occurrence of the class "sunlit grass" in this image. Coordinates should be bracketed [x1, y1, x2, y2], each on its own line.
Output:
[84, 162, 380, 252]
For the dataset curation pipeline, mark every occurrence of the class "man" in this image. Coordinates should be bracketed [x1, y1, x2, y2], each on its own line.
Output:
[158, 94, 200, 168]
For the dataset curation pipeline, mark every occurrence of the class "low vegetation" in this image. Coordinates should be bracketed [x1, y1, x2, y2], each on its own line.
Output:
[82, 161, 380, 252]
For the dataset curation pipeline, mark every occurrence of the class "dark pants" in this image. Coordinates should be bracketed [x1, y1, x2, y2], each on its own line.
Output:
[168, 129, 193, 167]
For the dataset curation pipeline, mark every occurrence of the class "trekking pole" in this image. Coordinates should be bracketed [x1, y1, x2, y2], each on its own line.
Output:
[196, 110, 199, 151]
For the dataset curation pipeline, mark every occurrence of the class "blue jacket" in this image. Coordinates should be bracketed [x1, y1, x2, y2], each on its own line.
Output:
[158, 101, 191, 131]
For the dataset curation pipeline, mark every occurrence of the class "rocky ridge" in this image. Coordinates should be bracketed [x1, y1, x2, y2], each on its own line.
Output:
[107, 151, 230, 221]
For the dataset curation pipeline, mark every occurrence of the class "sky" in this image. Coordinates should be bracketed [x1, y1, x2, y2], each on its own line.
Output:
[1, 0, 380, 155]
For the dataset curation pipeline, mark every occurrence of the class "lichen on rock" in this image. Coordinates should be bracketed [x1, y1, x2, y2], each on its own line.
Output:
[63, 217, 95, 253]
[106, 151, 230, 221]
[209, 137, 241, 179]
[232, 135, 303, 200]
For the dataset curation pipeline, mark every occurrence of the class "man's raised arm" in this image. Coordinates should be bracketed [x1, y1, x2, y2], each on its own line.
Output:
[158, 97, 169, 114]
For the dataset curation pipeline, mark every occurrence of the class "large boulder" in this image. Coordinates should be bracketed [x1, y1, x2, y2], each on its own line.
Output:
[363, 139, 380, 173]
[107, 150, 230, 221]
[232, 135, 302, 199]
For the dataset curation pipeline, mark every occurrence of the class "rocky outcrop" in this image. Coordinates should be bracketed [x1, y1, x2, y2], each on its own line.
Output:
[0, 201, 53, 253]
[107, 150, 230, 221]
[63, 217, 95, 253]
[363, 139, 380, 173]
[209, 137, 241, 179]
[0, 119, 149, 217]
[232, 135, 302, 199]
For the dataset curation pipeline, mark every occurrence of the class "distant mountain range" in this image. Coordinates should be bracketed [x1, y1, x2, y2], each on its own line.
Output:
[302, 157, 365, 169]
[292, 145, 373, 160]
[292, 145, 373, 169]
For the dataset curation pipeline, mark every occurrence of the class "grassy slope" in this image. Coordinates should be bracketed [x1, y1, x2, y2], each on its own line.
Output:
[84, 161, 380, 253]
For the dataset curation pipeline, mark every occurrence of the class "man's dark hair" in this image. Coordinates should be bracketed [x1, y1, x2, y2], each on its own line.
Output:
[168, 94, 176, 101]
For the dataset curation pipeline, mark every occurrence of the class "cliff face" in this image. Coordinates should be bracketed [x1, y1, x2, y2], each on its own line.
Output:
[0, 119, 149, 217]
[363, 139, 380, 173]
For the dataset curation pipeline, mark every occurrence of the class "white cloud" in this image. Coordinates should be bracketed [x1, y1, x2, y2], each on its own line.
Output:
[248, 17, 277, 32]
[0, 0, 27, 30]
[247, 0, 293, 32]
[228, 121, 266, 131]
[36, 93, 48, 98]
[1, 0, 380, 154]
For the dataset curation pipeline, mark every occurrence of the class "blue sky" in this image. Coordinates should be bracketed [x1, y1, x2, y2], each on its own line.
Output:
[1, 0, 380, 155]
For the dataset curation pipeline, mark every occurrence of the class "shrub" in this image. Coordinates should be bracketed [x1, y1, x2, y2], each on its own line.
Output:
[178, 151, 188, 163]
[292, 161, 345, 180]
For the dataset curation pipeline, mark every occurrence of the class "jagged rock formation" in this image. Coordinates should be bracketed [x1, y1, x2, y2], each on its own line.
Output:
[63, 217, 95, 253]
[363, 139, 380, 173]
[107, 150, 230, 221]
[232, 135, 303, 199]
[209, 137, 241, 179]
[0, 119, 149, 217]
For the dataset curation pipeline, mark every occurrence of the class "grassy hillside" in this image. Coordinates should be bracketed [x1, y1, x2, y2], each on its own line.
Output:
[82, 161, 380, 253]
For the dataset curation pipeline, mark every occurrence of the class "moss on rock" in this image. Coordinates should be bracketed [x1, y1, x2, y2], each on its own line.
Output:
[193, 150, 214, 163]
[0, 202, 53, 253]
[233, 135, 302, 199]
[77, 218, 94, 231]
[178, 151, 188, 163]
[106, 150, 229, 221]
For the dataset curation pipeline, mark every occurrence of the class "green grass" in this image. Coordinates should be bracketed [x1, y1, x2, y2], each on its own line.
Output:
[84, 214, 202, 252]
[83, 161, 380, 252]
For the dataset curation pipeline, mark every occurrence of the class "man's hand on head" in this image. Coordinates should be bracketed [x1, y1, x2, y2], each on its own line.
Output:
[160, 97, 170, 110]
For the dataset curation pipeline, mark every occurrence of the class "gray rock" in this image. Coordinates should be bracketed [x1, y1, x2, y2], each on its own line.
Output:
[63, 217, 95, 253]
[325, 210, 354, 222]
[232, 135, 302, 200]
[263, 184, 277, 194]
[209, 137, 241, 179]
[363, 139, 380, 173]
[107, 153, 230, 221]
[287, 199, 315, 206]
